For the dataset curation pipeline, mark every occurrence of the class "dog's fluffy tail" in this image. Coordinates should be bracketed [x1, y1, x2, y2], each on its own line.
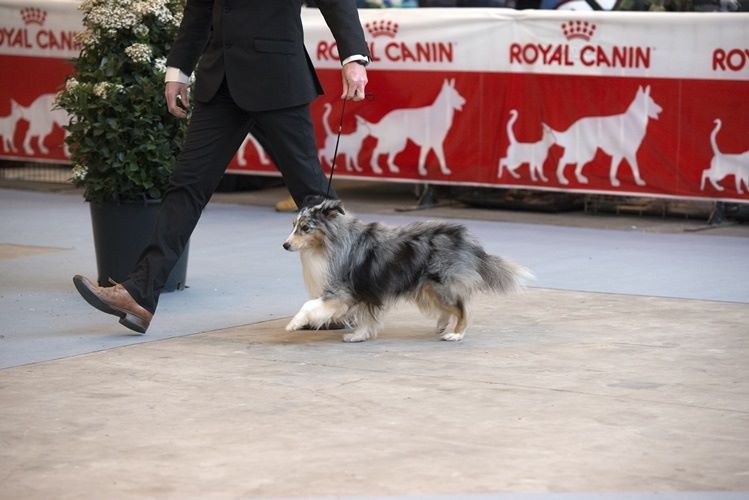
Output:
[480, 255, 534, 294]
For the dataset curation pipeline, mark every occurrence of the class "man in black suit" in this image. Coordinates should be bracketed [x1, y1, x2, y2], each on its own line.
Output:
[73, 0, 370, 333]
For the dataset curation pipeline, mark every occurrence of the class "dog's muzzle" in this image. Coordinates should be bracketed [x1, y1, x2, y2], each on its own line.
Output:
[283, 242, 291, 251]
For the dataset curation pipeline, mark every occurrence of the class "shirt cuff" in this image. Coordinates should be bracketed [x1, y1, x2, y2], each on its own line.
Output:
[341, 54, 369, 66]
[165, 67, 190, 84]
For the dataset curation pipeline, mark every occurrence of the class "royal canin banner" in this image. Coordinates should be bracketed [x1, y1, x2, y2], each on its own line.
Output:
[1, 4, 748, 202]
[0, 0, 80, 163]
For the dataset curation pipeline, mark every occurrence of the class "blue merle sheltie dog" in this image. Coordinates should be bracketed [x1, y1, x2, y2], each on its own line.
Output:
[283, 199, 531, 343]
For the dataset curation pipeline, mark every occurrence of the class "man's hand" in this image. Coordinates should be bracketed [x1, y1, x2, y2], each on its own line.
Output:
[341, 61, 368, 101]
[165, 81, 190, 119]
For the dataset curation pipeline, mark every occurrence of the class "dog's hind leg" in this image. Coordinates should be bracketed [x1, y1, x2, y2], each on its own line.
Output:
[434, 145, 452, 176]
[440, 299, 467, 342]
[435, 311, 451, 335]
[425, 285, 468, 341]
[414, 287, 451, 335]
[624, 153, 646, 186]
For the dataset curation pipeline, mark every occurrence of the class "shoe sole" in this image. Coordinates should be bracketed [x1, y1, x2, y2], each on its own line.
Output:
[72, 276, 148, 334]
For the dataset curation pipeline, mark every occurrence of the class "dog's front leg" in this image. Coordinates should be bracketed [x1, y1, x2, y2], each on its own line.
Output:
[342, 311, 383, 343]
[343, 323, 380, 343]
[285, 298, 348, 332]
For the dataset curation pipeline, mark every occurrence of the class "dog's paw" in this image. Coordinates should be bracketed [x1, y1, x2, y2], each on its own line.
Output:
[285, 318, 305, 332]
[343, 331, 369, 343]
[441, 332, 465, 342]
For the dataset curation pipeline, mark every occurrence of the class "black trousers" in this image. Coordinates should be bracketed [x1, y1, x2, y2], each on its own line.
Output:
[122, 81, 333, 313]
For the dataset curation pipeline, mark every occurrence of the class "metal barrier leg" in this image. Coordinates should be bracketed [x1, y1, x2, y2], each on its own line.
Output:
[395, 183, 444, 212]
[707, 202, 725, 225]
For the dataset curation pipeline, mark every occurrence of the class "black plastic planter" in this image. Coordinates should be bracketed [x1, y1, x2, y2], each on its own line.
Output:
[89, 200, 188, 292]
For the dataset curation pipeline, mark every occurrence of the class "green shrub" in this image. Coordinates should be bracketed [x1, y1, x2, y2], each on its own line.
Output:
[57, 0, 187, 203]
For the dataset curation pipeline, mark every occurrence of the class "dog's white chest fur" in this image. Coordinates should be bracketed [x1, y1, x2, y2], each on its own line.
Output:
[299, 248, 328, 298]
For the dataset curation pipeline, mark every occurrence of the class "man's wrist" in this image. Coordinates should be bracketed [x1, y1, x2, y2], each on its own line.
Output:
[341, 55, 369, 67]
[165, 67, 190, 84]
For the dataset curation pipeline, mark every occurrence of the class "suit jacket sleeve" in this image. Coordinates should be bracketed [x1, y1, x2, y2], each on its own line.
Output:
[314, 0, 370, 62]
[165, 0, 214, 76]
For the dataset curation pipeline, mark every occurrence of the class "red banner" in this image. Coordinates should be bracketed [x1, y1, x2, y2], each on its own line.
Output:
[0, 1, 80, 163]
[2, 3, 748, 202]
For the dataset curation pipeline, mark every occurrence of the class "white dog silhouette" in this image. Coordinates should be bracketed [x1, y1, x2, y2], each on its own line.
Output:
[362, 79, 465, 176]
[553, 85, 662, 187]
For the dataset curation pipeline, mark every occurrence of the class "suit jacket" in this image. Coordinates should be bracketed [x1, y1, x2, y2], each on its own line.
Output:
[166, 0, 369, 112]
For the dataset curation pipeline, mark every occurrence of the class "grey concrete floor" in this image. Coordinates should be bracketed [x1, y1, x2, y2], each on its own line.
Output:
[1, 183, 748, 498]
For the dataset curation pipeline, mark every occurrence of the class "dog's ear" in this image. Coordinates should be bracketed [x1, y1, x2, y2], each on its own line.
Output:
[320, 199, 345, 218]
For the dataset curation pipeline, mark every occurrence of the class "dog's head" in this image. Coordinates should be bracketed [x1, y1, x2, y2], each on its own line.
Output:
[442, 78, 466, 112]
[637, 85, 662, 121]
[282, 199, 346, 252]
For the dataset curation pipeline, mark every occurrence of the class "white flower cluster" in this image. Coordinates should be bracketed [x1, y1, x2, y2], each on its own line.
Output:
[71, 164, 88, 182]
[93, 81, 125, 98]
[65, 78, 80, 92]
[125, 43, 153, 64]
[74, 29, 100, 48]
[133, 24, 149, 38]
[79, 0, 180, 35]
[132, 0, 179, 26]
[80, 0, 139, 32]
[153, 56, 167, 74]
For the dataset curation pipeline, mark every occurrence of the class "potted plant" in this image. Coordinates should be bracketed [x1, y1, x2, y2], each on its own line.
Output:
[57, 0, 189, 291]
